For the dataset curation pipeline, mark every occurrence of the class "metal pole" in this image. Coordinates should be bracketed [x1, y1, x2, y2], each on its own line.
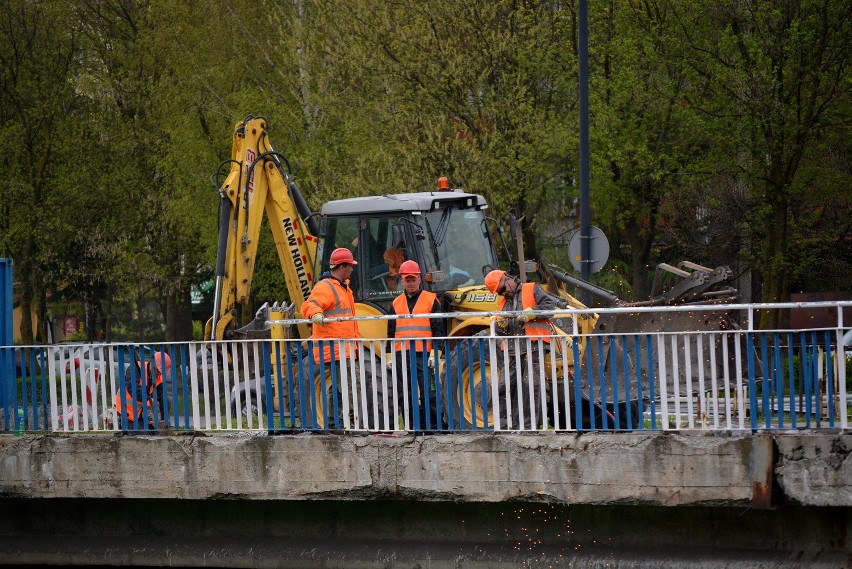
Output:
[210, 196, 233, 340]
[578, 0, 592, 306]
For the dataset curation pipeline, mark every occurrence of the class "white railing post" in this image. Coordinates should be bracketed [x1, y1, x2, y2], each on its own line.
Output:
[734, 333, 745, 430]
[491, 335, 506, 431]
[671, 335, 681, 429]
[696, 334, 706, 429]
[657, 335, 669, 430]
[684, 334, 694, 430]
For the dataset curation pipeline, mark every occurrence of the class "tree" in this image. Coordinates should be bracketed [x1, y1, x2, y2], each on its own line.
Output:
[588, 0, 715, 300]
[320, 0, 581, 262]
[0, 1, 92, 343]
[3, 0, 848, 343]
[72, 0, 224, 340]
[671, 0, 851, 327]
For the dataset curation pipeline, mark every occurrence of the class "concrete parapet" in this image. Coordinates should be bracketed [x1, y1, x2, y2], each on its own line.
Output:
[1, 431, 848, 507]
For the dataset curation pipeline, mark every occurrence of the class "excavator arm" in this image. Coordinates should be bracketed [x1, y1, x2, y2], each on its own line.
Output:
[205, 116, 319, 341]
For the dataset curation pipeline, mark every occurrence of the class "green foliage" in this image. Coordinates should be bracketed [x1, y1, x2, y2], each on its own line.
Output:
[322, 0, 580, 243]
[192, 320, 204, 342]
[668, 0, 851, 318]
[64, 331, 88, 343]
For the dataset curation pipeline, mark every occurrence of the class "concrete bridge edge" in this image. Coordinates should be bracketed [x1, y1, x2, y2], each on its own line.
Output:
[0, 431, 849, 567]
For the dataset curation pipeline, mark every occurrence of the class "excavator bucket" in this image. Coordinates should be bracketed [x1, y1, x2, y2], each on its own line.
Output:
[539, 259, 748, 426]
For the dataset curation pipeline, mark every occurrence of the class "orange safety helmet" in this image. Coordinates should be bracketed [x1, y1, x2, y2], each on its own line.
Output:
[399, 260, 421, 276]
[484, 269, 506, 294]
[153, 352, 172, 376]
[329, 247, 357, 267]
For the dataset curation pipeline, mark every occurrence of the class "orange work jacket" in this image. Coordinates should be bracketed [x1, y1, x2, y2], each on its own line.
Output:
[301, 277, 360, 363]
[113, 389, 152, 427]
[498, 283, 554, 342]
[129, 361, 162, 393]
[139, 361, 163, 391]
[392, 290, 438, 352]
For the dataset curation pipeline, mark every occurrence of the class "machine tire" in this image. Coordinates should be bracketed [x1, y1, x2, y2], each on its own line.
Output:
[232, 387, 259, 419]
[242, 393, 258, 418]
[444, 330, 500, 429]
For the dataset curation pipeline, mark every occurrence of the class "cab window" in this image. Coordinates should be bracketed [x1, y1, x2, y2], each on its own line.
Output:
[362, 217, 409, 297]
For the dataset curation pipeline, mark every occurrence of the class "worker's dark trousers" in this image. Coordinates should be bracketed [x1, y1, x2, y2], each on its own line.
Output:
[150, 383, 167, 427]
[396, 351, 443, 431]
[299, 359, 346, 429]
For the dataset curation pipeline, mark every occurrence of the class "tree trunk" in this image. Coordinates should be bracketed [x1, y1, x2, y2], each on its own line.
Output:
[758, 180, 788, 330]
[626, 213, 656, 301]
[18, 235, 36, 345]
[33, 287, 47, 344]
[166, 284, 194, 342]
[522, 224, 538, 266]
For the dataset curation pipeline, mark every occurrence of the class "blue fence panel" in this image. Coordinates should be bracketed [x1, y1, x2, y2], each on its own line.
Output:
[785, 332, 796, 429]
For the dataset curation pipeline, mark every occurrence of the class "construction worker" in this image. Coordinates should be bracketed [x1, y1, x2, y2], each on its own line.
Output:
[300, 247, 376, 428]
[113, 370, 152, 430]
[484, 269, 569, 429]
[113, 350, 171, 430]
[367, 246, 404, 292]
[387, 260, 446, 431]
[148, 351, 171, 427]
[382, 246, 404, 291]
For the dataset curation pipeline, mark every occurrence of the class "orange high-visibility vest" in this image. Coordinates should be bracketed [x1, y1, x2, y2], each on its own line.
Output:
[301, 278, 360, 363]
[150, 362, 163, 389]
[113, 390, 152, 427]
[392, 290, 438, 352]
[136, 361, 162, 393]
[499, 283, 553, 342]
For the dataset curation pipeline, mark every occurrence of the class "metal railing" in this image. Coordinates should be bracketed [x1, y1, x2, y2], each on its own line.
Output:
[1, 302, 849, 434]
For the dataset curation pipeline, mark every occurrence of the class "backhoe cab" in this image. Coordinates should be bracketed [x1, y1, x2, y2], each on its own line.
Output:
[317, 184, 506, 339]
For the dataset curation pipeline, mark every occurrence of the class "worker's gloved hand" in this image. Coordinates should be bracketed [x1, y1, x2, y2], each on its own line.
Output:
[427, 355, 435, 369]
[492, 315, 509, 330]
[386, 357, 395, 372]
[311, 313, 325, 325]
[556, 299, 569, 309]
[516, 308, 535, 324]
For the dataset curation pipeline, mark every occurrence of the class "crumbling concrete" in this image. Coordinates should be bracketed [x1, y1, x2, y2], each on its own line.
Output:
[1, 431, 848, 507]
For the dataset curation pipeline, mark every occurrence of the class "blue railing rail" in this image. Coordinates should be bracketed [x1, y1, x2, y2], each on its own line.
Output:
[1, 302, 849, 434]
